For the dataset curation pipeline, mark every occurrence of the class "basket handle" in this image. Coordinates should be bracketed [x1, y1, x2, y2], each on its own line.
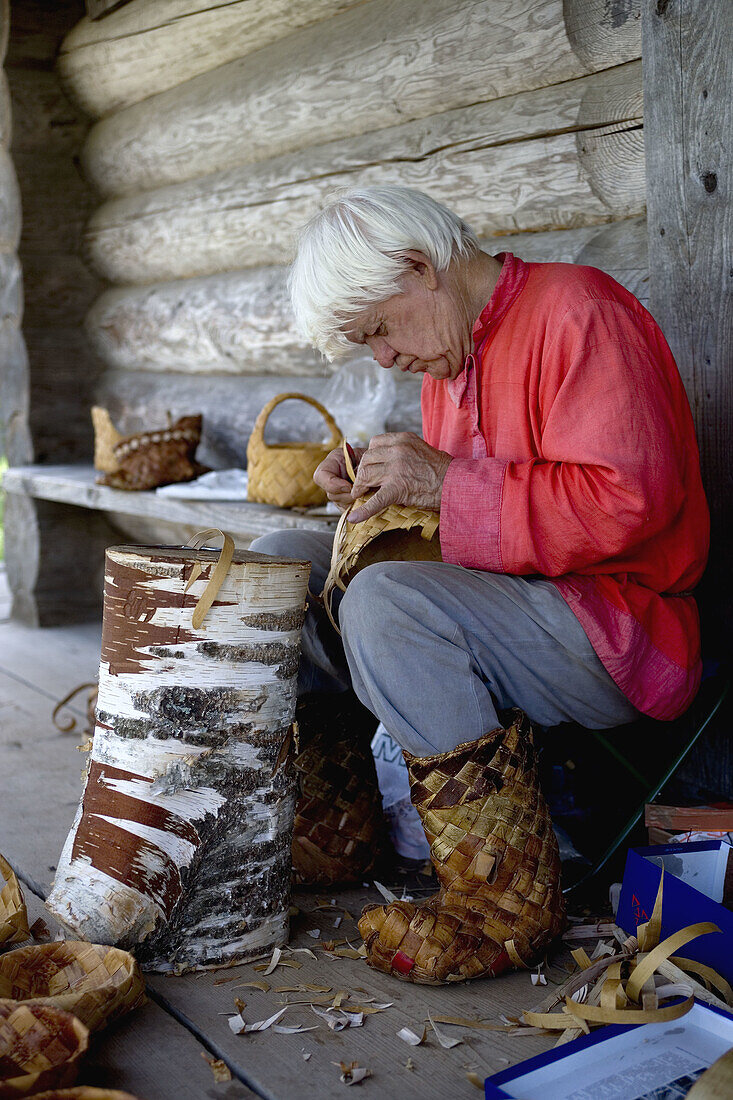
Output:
[184, 528, 235, 629]
[250, 392, 342, 451]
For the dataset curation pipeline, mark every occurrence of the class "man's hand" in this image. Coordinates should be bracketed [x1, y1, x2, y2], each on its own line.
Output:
[314, 444, 366, 508]
[348, 432, 452, 523]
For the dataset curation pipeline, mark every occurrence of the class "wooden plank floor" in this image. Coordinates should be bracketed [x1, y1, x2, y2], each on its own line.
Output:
[0, 620, 561, 1099]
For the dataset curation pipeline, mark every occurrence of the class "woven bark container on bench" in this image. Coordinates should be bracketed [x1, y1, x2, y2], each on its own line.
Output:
[46, 531, 310, 972]
[247, 392, 342, 508]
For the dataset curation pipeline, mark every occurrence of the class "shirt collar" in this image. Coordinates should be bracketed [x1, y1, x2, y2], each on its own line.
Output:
[440, 253, 530, 407]
[471, 252, 529, 349]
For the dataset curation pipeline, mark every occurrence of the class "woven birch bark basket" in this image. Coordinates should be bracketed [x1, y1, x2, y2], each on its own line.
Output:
[247, 392, 342, 508]
[46, 531, 310, 973]
[322, 442, 441, 629]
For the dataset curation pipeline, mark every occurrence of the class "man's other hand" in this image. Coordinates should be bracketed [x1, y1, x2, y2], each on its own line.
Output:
[348, 432, 452, 523]
[314, 444, 366, 508]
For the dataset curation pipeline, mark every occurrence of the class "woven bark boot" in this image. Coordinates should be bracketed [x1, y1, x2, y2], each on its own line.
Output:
[291, 692, 384, 886]
[358, 712, 565, 983]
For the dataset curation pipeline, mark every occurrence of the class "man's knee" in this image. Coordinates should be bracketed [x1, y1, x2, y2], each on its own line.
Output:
[249, 530, 310, 558]
[339, 561, 419, 641]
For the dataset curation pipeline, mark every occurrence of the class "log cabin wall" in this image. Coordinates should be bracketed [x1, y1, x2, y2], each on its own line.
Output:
[56, 0, 647, 476]
[5, 0, 656, 624]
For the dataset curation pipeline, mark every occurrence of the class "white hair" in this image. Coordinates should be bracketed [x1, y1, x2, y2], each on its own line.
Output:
[288, 186, 480, 360]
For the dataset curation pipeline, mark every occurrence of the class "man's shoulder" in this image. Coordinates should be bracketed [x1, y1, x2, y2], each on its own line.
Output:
[521, 259, 645, 320]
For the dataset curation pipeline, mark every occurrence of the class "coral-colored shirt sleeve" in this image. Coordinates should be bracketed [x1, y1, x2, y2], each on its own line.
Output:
[440, 299, 688, 577]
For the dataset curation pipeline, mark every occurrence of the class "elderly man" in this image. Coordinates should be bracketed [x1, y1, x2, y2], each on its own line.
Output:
[251, 186, 709, 985]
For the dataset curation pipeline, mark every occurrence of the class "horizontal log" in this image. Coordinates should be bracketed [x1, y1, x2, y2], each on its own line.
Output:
[95, 369, 423, 468]
[84, 63, 644, 283]
[59, 0, 363, 119]
[81, 0, 641, 198]
[86, 218, 648, 377]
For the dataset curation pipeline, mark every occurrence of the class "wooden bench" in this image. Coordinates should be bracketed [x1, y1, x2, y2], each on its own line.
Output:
[2, 464, 337, 626]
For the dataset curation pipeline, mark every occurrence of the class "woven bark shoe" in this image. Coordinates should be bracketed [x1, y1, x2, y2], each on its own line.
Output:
[358, 712, 565, 984]
[292, 693, 384, 886]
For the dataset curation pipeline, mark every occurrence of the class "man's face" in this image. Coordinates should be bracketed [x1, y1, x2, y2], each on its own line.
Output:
[342, 259, 472, 382]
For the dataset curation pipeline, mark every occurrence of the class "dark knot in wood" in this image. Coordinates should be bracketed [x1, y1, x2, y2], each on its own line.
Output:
[656, 0, 671, 15]
[701, 171, 718, 193]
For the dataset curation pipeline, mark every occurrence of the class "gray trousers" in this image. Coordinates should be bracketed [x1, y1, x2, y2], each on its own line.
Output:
[250, 530, 639, 757]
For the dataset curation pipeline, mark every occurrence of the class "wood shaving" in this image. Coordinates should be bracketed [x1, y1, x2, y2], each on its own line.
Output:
[231, 980, 271, 992]
[466, 1072, 484, 1090]
[397, 1026, 426, 1046]
[373, 880, 399, 903]
[201, 1054, 231, 1082]
[431, 1014, 506, 1032]
[428, 1012, 462, 1049]
[229, 1007, 289, 1034]
[337, 1061, 371, 1085]
[405, 1057, 415, 1071]
[313, 1007, 364, 1031]
[325, 946, 364, 960]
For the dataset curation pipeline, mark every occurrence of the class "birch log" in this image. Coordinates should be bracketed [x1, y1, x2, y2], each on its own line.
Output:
[59, 0, 363, 119]
[79, 0, 642, 198]
[46, 542, 310, 972]
[85, 217, 648, 377]
[84, 63, 644, 284]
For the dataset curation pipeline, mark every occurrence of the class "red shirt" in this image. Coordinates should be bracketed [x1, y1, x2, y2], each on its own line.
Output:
[422, 254, 709, 720]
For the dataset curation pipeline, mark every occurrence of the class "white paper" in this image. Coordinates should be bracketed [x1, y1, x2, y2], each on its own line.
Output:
[497, 1003, 733, 1100]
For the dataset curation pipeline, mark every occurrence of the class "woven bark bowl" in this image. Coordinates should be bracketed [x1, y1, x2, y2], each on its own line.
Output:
[322, 442, 442, 628]
[0, 943, 145, 1033]
[247, 392, 342, 508]
[0, 857, 29, 951]
[0, 1001, 89, 1098]
[32, 1090, 141, 1099]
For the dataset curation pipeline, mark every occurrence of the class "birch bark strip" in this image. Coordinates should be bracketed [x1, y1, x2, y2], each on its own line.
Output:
[46, 544, 310, 973]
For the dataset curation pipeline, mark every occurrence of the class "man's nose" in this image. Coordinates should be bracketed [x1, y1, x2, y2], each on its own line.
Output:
[366, 335, 396, 369]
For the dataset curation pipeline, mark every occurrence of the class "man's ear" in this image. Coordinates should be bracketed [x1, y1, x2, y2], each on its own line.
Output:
[401, 249, 439, 291]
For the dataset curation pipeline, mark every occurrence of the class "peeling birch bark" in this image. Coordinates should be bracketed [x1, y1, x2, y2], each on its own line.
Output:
[46, 544, 310, 973]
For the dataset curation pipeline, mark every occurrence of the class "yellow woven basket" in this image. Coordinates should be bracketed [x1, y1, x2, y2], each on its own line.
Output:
[0, 1001, 89, 1097]
[322, 441, 441, 630]
[0, 942, 146, 1033]
[0, 855, 29, 950]
[247, 392, 342, 509]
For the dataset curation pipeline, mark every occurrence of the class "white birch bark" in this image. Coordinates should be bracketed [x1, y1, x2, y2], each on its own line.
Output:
[46, 544, 310, 972]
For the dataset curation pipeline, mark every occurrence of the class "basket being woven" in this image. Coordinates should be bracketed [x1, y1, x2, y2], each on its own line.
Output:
[0, 1001, 88, 1097]
[247, 392, 342, 508]
[0, 942, 145, 1033]
[0, 856, 29, 950]
[322, 441, 441, 630]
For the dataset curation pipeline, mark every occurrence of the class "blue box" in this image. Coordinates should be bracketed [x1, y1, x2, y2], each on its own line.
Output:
[616, 840, 733, 985]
